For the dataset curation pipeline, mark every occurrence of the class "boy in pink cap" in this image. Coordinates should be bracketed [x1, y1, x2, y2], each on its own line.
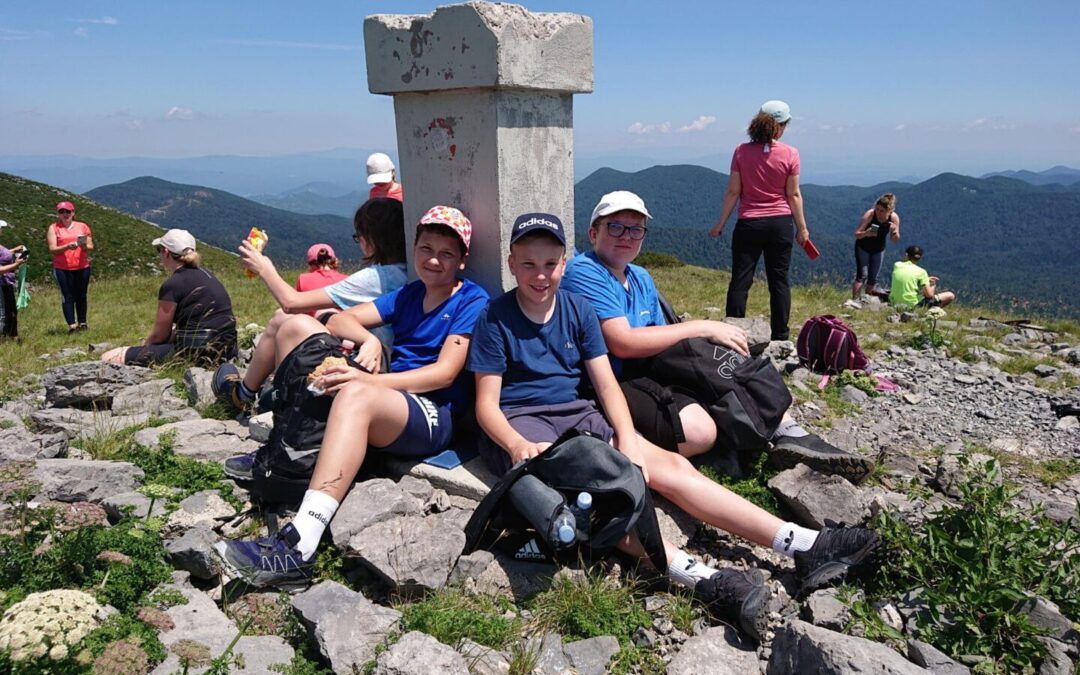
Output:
[295, 243, 348, 316]
[215, 205, 488, 590]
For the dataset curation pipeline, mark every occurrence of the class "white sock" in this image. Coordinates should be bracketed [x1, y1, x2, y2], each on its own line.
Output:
[667, 550, 718, 589]
[771, 523, 819, 558]
[291, 490, 339, 561]
[773, 417, 809, 439]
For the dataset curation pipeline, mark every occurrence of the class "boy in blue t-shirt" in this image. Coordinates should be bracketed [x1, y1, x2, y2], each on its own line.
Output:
[216, 206, 489, 589]
[470, 213, 779, 640]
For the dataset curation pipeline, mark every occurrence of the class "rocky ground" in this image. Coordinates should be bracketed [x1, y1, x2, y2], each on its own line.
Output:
[0, 310, 1077, 674]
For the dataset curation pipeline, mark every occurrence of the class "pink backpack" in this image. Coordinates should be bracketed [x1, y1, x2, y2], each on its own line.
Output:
[797, 315, 870, 375]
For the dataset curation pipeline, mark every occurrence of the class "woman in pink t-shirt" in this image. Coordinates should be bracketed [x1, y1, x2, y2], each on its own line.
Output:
[295, 243, 348, 317]
[709, 100, 810, 341]
[46, 201, 94, 333]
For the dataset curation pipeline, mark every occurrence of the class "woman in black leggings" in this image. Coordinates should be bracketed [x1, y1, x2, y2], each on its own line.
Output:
[710, 101, 810, 341]
[46, 201, 93, 333]
[852, 193, 900, 300]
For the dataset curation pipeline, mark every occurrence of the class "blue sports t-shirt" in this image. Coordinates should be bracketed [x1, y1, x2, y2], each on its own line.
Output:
[372, 278, 489, 412]
[561, 251, 665, 375]
[468, 289, 608, 409]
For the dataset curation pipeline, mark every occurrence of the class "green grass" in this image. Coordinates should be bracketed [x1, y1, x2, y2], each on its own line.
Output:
[698, 452, 782, 514]
[526, 572, 650, 645]
[397, 587, 519, 650]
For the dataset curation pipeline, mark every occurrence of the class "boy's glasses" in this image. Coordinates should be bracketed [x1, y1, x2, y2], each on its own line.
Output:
[606, 222, 648, 240]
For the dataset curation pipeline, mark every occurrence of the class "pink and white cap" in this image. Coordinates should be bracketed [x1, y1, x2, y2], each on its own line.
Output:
[417, 205, 472, 252]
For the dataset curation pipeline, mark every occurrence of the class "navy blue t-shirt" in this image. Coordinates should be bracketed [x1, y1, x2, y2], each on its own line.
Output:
[372, 277, 489, 412]
[468, 289, 608, 408]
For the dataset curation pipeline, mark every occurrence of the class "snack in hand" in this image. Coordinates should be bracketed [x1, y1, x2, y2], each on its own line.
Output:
[307, 356, 347, 386]
[244, 227, 269, 279]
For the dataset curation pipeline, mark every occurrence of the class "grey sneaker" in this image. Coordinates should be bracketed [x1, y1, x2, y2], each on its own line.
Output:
[794, 523, 881, 597]
[694, 568, 769, 643]
[769, 433, 875, 484]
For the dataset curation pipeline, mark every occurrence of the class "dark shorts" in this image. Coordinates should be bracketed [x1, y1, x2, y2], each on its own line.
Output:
[123, 340, 237, 367]
[620, 376, 699, 452]
[372, 392, 453, 459]
[479, 399, 614, 476]
[918, 295, 942, 308]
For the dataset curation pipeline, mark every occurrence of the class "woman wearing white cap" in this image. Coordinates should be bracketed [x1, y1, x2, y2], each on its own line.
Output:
[366, 152, 403, 202]
[710, 100, 808, 341]
[101, 229, 237, 366]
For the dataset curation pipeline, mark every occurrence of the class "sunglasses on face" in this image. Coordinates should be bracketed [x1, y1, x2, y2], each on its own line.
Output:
[57, 209, 73, 215]
[351, 233, 362, 243]
[605, 222, 648, 240]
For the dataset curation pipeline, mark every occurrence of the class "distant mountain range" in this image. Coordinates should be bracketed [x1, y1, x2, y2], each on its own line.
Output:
[249, 183, 366, 218]
[86, 177, 356, 266]
[980, 165, 1080, 187]
[574, 166, 1080, 317]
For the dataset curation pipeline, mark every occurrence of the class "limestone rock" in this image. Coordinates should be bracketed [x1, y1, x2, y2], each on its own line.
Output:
[373, 631, 469, 675]
[31, 458, 143, 502]
[164, 490, 237, 536]
[562, 635, 619, 675]
[165, 524, 222, 580]
[767, 620, 928, 674]
[667, 625, 758, 675]
[801, 588, 853, 631]
[457, 639, 510, 675]
[183, 366, 217, 408]
[768, 464, 870, 528]
[111, 379, 191, 417]
[329, 478, 424, 548]
[527, 633, 572, 675]
[934, 452, 999, 499]
[104, 490, 169, 522]
[383, 455, 498, 501]
[134, 419, 259, 462]
[291, 580, 401, 673]
[42, 361, 152, 408]
[0, 426, 66, 461]
[247, 411, 274, 443]
[723, 316, 772, 349]
[906, 639, 971, 674]
[841, 385, 870, 404]
[348, 511, 466, 594]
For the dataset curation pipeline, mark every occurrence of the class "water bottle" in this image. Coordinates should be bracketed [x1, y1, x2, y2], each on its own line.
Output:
[508, 475, 577, 549]
[568, 492, 593, 541]
[549, 507, 577, 549]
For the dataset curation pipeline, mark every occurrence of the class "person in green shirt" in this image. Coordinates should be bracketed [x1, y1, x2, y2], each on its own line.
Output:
[889, 245, 955, 308]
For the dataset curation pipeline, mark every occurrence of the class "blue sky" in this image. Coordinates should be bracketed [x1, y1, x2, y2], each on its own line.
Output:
[2, 1, 1078, 183]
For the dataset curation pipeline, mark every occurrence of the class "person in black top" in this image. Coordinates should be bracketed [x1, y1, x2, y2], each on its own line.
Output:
[852, 193, 901, 300]
[101, 229, 237, 366]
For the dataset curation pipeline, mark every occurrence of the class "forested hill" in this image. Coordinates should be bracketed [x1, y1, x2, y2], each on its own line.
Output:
[0, 172, 236, 283]
[574, 166, 1080, 317]
[87, 177, 355, 266]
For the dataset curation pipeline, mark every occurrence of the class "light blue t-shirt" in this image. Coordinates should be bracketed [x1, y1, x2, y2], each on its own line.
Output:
[324, 263, 407, 309]
[468, 290, 608, 409]
[561, 251, 665, 375]
[372, 278, 489, 412]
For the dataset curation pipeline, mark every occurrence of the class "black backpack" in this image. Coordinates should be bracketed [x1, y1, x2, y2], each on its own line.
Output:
[250, 333, 360, 505]
[464, 431, 667, 571]
[631, 292, 791, 453]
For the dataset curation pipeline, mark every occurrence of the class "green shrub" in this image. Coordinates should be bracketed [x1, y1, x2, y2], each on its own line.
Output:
[831, 370, 880, 397]
[869, 455, 1080, 673]
[698, 452, 782, 514]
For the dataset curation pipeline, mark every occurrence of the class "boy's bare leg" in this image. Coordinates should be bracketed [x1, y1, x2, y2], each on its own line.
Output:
[242, 309, 297, 390]
[637, 438, 784, 547]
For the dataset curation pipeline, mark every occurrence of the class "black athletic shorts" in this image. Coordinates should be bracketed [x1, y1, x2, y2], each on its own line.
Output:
[619, 376, 698, 452]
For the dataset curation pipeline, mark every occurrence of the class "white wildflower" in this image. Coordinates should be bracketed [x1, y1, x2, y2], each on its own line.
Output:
[0, 589, 104, 662]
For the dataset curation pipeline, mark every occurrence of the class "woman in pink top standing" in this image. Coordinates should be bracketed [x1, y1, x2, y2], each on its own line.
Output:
[46, 201, 94, 333]
[710, 101, 809, 341]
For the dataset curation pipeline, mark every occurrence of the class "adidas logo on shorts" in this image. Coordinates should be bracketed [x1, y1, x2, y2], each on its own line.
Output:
[515, 537, 546, 561]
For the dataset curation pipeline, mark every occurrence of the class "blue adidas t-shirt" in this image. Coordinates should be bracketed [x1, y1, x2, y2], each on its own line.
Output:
[561, 251, 665, 375]
[372, 278, 489, 412]
[468, 289, 608, 408]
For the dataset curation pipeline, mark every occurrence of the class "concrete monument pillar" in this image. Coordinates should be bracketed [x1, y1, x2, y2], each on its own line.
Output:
[364, 2, 593, 293]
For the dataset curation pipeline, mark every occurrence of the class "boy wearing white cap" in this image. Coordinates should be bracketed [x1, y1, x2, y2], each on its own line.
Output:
[366, 152, 403, 202]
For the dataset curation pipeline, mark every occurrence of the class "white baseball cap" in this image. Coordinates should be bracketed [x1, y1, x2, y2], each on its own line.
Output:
[589, 190, 652, 226]
[366, 152, 395, 184]
[0, 220, 9, 229]
[760, 100, 791, 124]
[152, 229, 197, 254]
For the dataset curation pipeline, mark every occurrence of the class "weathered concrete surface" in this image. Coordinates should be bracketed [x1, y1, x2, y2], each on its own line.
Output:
[364, 2, 593, 294]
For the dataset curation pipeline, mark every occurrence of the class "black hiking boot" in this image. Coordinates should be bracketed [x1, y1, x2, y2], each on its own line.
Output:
[769, 433, 875, 484]
[794, 522, 881, 597]
[694, 568, 769, 643]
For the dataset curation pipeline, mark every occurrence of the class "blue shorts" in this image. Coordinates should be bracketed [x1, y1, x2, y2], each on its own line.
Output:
[372, 392, 453, 459]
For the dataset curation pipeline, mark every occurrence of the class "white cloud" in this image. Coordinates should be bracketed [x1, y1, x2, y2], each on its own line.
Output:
[962, 117, 1016, 133]
[73, 26, 88, 38]
[164, 106, 195, 121]
[126, 119, 144, 130]
[678, 115, 716, 133]
[75, 17, 118, 25]
[895, 124, 907, 132]
[220, 38, 360, 51]
[0, 27, 33, 41]
[627, 121, 671, 135]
